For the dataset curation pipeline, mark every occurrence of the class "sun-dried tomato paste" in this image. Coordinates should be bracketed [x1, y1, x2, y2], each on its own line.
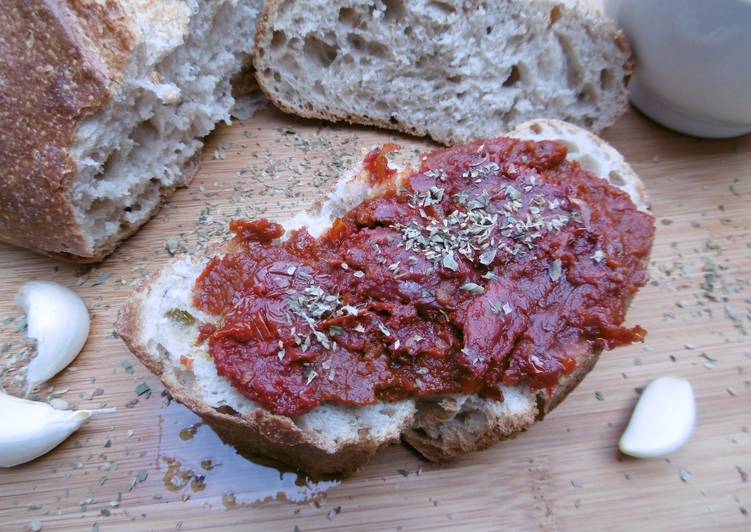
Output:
[193, 138, 655, 417]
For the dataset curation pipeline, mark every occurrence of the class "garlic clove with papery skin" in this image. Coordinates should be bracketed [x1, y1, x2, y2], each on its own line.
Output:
[17, 281, 91, 396]
[0, 392, 114, 468]
[619, 376, 696, 458]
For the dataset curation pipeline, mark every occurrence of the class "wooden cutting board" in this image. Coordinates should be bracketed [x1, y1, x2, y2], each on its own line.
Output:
[0, 106, 749, 532]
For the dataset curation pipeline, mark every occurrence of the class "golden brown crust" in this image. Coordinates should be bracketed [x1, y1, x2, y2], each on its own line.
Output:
[0, 0, 136, 259]
[401, 397, 538, 463]
[400, 347, 603, 463]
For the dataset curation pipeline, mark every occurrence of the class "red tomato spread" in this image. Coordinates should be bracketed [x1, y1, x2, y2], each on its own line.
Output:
[193, 138, 655, 417]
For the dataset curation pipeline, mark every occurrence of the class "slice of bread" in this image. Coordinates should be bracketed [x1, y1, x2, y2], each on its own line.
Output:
[0, 0, 263, 261]
[116, 119, 650, 477]
[253, 0, 634, 145]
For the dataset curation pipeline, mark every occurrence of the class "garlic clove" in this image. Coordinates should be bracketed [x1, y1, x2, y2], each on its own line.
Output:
[0, 392, 114, 468]
[619, 376, 696, 458]
[17, 281, 91, 395]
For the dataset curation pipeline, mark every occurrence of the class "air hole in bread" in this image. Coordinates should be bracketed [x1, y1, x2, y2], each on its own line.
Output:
[577, 85, 596, 104]
[279, 53, 298, 71]
[173, 366, 197, 387]
[576, 154, 600, 175]
[374, 100, 388, 112]
[502, 109, 520, 125]
[94, 152, 119, 181]
[503, 65, 521, 87]
[390, 115, 399, 124]
[552, 138, 579, 155]
[270, 30, 287, 51]
[337, 7, 359, 26]
[273, 71, 282, 83]
[383, 0, 406, 22]
[124, 201, 142, 213]
[346, 33, 364, 52]
[131, 120, 158, 146]
[303, 35, 339, 68]
[549, 5, 562, 26]
[556, 34, 582, 89]
[600, 68, 614, 91]
[486, 26, 492, 35]
[608, 170, 626, 186]
[447, 75, 463, 83]
[215, 405, 240, 417]
[427, 1, 456, 16]
[405, 26, 414, 37]
[366, 41, 388, 59]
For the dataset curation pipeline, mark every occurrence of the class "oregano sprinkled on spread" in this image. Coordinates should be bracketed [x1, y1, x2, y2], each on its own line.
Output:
[304, 368, 318, 386]
[377, 323, 392, 337]
[165, 308, 196, 326]
[396, 176, 573, 272]
[479, 248, 497, 266]
[461, 283, 485, 296]
[442, 252, 459, 271]
[549, 259, 563, 282]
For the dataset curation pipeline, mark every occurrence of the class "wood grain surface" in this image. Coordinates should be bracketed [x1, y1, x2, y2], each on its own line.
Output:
[0, 105, 750, 532]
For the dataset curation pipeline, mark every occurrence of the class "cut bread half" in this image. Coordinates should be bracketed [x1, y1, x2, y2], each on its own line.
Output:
[116, 119, 650, 476]
[0, 0, 264, 261]
[253, 0, 634, 145]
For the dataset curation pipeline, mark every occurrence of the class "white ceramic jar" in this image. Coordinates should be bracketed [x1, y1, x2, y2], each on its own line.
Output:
[604, 0, 751, 138]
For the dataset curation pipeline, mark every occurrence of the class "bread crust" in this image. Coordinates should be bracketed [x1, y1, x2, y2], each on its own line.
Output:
[116, 119, 652, 476]
[253, 0, 635, 146]
[116, 271, 405, 477]
[0, 1, 135, 260]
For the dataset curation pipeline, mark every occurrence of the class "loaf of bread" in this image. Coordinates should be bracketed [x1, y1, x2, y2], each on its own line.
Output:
[116, 119, 651, 476]
[254, 0, 633, 145]
[0, 0, 263, 261]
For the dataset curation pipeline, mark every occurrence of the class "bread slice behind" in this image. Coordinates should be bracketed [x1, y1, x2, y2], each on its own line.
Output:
[254, 0, 633, 145]
[116, 119, 649, 476]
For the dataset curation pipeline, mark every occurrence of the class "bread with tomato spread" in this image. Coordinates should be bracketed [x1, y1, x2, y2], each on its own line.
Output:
[0, 0, 263, 261]
[253, 0, 634, 145]
[116, 119, 653, 476]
